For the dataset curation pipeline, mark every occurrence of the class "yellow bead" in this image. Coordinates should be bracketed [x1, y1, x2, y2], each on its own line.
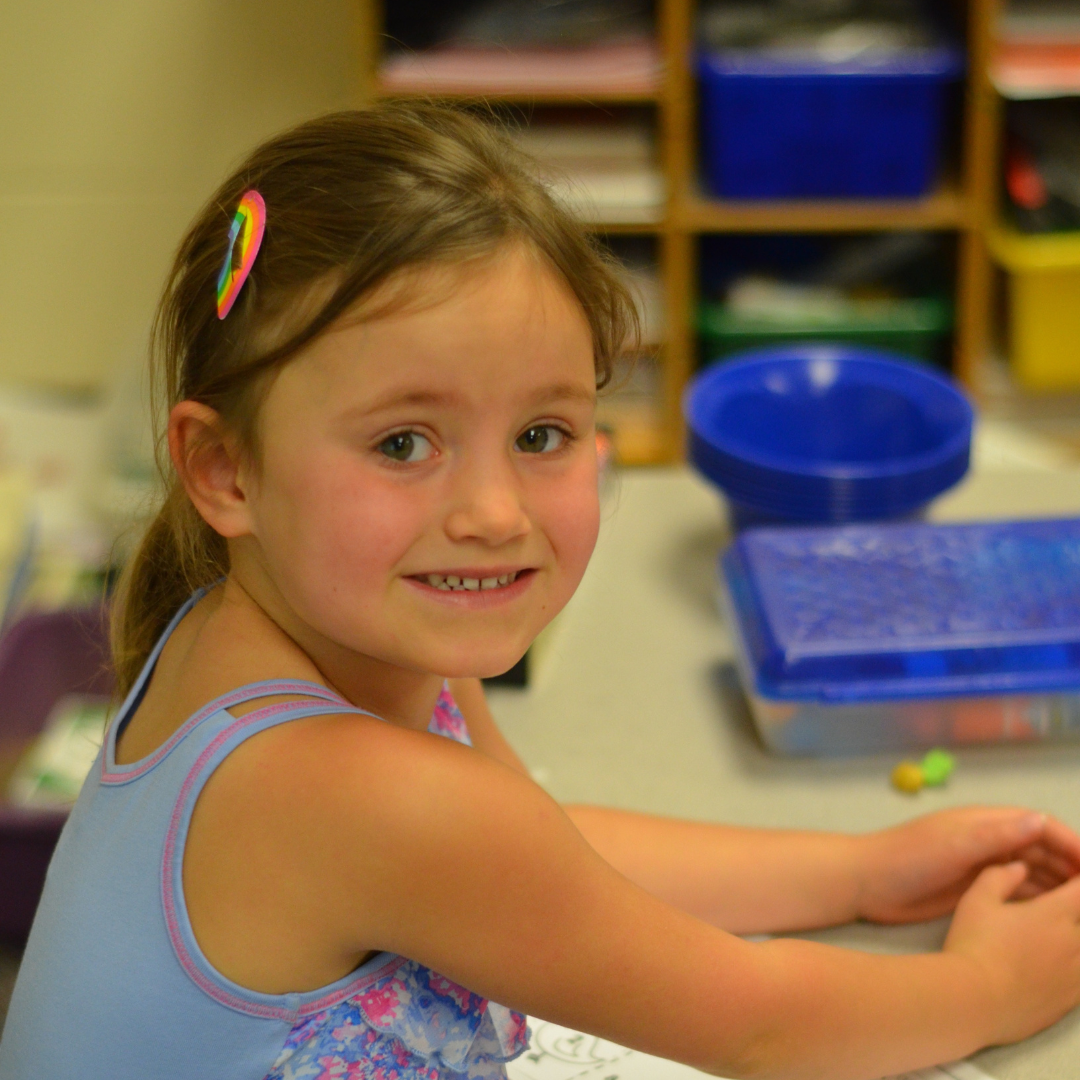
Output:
[891, 761, 925, 794]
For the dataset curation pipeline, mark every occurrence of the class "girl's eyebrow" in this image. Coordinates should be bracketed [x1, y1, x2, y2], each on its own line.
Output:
[535, 381, 596, 405]
[339, 381, 595, 421]
[338, 389, 456, 420]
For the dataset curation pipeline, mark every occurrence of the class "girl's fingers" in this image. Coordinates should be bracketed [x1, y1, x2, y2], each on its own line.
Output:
[1018, 845, 1078, 884]
[1038, 866, 1080, 918]
[967, 861, 1029, 904]
[1010, 863, 1060, 895]
[1013, 880, 1045, 900]
[1012, 872, 1043, 895]
[964, 809, 1080, 866]
[1026, 869, 1064, 895]
[969, 810, 1045, 858]
[1040, 816, 1080, 866]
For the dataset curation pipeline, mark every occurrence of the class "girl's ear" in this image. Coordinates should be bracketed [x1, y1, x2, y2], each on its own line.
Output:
[168, 401, 253, 539]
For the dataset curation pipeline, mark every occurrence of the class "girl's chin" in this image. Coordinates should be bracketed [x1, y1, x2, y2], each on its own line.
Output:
[426, 649, 529, 682]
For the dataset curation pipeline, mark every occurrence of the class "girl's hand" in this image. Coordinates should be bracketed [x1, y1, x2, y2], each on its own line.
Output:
[853, 806, 1080, 924]
[944, 861, 1080, 1046]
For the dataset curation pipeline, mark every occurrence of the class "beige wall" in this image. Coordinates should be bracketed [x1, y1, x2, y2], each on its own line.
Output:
[0, 0, 363, 391]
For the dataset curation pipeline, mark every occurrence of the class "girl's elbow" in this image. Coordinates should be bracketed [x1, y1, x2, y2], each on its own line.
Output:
[700, 1030, 792, 1080]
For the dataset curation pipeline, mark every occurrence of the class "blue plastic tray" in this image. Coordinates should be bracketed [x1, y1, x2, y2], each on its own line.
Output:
[698, 45, 964, 199]
[722, 518, 1080, 704]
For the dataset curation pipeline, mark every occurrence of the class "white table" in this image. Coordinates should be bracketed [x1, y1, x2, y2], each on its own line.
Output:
[489, 463, 1080, 1080]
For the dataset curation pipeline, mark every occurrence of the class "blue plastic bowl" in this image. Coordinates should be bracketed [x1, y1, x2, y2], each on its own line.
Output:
[684, 345, 973, 527]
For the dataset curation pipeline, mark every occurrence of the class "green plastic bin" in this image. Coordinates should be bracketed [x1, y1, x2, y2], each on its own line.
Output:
[698, 296, 953, 367]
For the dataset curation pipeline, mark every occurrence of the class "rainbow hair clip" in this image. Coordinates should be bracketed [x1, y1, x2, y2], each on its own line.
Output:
[215, 190, 266, 319]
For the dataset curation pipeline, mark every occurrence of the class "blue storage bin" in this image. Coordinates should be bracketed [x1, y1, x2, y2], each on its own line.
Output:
[698, 46, 964, 200]
[720, 518, 1080, 755]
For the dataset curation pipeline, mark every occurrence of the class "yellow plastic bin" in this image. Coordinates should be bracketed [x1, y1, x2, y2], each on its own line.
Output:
[988, 226, 1080, 390]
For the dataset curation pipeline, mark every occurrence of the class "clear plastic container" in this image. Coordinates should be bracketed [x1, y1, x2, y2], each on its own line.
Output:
[721, 518, 1080, 755]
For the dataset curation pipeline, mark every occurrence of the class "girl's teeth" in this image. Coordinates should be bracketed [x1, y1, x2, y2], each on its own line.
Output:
[421, 571, 520, 591]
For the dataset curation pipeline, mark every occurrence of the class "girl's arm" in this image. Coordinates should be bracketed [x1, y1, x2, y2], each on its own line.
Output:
[560, 806, 863, 933]
[218, 715, 1080, 1080]
[558, 804, 1080, 934]
[456, 677, 859, 931]
[453, 678, 1080, 934]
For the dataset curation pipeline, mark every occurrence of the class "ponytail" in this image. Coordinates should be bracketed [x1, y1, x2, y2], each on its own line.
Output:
[110, 483, 228, 697]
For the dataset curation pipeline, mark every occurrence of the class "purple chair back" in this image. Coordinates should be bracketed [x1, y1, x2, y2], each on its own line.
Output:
[0, 606, 113, 941]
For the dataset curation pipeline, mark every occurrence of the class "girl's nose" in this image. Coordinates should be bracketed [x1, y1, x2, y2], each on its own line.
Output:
[444, 467, 531, 547]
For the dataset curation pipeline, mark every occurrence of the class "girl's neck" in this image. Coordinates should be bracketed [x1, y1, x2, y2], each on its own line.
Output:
[219, 573, 445, 732]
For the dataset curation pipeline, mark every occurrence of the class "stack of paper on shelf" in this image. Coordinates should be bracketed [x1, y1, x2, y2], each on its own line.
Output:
[379, 39, 661, 97]
[994, 1, 1080, 98]
[512, 121, 664, 225]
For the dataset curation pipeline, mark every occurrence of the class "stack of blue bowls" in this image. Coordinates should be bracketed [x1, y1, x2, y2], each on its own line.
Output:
[684, 345, 974, 528]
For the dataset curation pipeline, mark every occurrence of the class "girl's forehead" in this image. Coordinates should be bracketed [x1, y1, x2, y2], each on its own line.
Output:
[276, 247, 595, 409]
[355, 244, 587, 335]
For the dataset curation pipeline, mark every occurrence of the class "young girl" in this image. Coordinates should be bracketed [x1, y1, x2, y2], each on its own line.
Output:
[3, 103, 1080, 1080]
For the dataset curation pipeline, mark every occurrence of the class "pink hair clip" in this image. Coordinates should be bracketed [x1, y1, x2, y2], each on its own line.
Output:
[215, 190, 266, 319]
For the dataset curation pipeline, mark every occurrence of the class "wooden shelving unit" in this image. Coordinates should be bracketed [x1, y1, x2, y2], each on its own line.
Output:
[360, 0, 1002, 464]
[675, 184, 970, 232]
[379, 89, 662, 104]
[582, 221, 662, 235]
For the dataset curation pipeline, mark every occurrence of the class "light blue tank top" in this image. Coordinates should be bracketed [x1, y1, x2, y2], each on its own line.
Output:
[0, 590, 528, 1079]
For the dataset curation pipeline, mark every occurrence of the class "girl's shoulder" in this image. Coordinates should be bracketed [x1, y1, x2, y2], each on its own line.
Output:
[181, 689, 543, 993]
[200, 691, 502, 848]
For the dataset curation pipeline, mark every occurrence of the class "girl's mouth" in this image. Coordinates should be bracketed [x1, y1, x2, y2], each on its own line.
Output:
[415, 569, 526, 592]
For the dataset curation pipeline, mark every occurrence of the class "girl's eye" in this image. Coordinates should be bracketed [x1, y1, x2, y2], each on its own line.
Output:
[378, 431, 435, 463]
[515, 425, 567, 454]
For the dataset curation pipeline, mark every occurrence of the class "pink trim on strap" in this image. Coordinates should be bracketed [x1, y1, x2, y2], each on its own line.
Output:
[161, 698, 398, 1020]
[102, 681, 348, 784]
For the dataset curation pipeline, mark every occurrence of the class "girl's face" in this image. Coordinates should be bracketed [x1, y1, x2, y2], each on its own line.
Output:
[238, 244, 601, 680]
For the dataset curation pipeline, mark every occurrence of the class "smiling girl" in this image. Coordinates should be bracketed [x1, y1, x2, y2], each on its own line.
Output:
[3, 104, 1080, 1080]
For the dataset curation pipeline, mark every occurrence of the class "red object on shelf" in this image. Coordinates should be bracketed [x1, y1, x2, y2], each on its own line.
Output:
[379, 40, 662, 97]
[1006, 139, 1049, 210]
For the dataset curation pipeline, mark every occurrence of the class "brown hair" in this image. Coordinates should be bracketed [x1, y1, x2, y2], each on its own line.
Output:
[111, 101, 639, 696]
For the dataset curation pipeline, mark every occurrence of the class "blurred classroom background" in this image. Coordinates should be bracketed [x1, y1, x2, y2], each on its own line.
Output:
[5, 0, 1080, 1020]
[3, 0, 1080, 625]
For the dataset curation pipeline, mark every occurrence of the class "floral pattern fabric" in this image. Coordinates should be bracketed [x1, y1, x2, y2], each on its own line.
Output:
[265, 961, 529, 1080]
[428, 688, 471, 745]
[263, 687, 528, 1080]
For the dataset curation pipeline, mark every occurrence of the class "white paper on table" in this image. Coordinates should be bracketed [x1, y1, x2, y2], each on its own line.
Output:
[506, 1020, 995, 1080]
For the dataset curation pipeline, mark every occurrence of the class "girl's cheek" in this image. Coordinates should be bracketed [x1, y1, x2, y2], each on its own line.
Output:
[546, 468, 601, 584]
[267, 457, 424, 584]
[318, 477, 431, 576]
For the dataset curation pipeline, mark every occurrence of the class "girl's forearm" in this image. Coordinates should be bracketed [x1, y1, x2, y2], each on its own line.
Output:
[565, 804, 863, 934]
[724, 941, 990, 1080]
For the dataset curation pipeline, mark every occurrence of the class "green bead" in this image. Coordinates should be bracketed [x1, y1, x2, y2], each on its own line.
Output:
[921, 748, 955, 786]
